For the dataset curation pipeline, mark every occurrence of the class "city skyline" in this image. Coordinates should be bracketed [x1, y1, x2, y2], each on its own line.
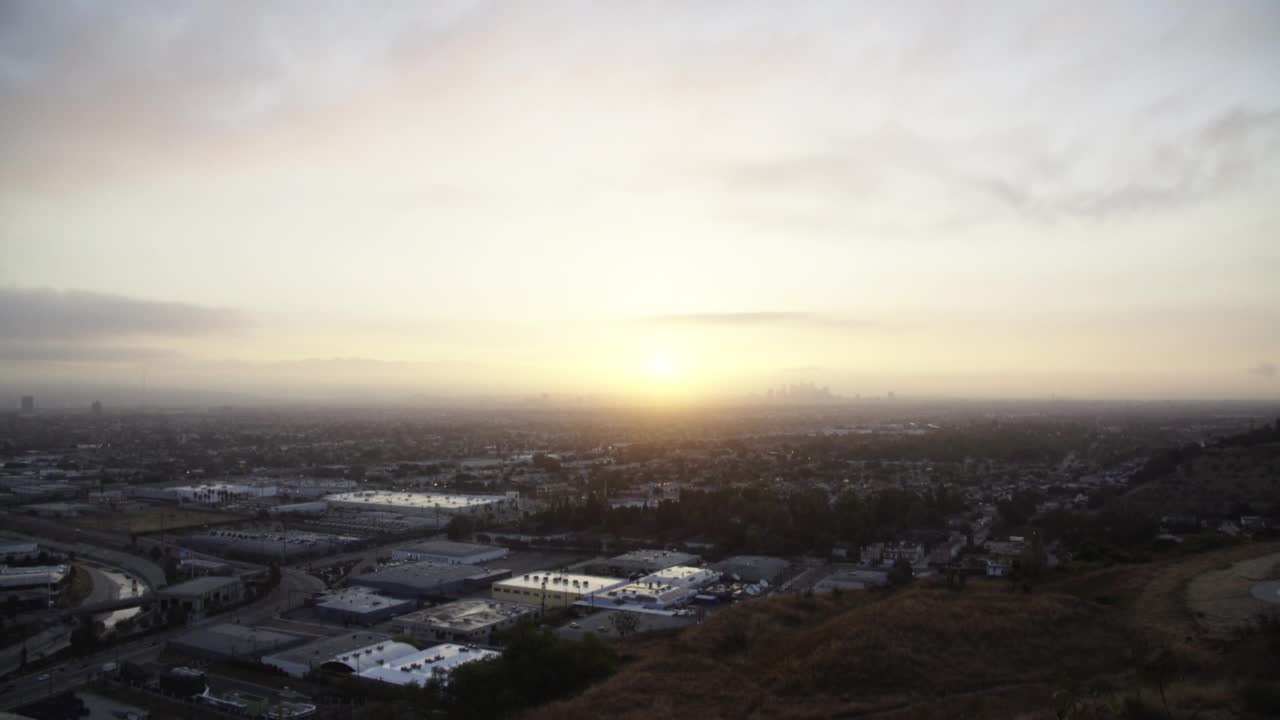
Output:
[2, 1, 1279, 402]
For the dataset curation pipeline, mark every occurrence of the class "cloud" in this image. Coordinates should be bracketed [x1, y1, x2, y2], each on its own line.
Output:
[0, 288, 246, 340]
[0, 344, 181, 364]
[715, 106, 1280, 233]
[638, 312, 873, 329]
[1248, 362, 1277, 379]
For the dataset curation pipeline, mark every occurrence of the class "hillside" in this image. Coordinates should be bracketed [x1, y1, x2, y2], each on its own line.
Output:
[528, 546, 1280, 720]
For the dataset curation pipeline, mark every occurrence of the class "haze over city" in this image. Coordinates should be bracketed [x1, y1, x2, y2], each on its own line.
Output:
[2, 1, 1279, 403]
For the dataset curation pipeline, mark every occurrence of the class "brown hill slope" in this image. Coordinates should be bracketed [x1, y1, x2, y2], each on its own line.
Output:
[527, 585, 1136, 720]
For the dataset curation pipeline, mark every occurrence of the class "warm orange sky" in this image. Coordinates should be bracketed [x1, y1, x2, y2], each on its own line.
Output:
[2, 1, 1279, 402]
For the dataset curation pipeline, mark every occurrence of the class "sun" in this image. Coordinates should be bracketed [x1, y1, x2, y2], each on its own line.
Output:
[648, 353, 674, 377]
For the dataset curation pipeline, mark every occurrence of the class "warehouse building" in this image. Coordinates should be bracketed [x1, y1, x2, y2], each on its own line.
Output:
[358, 644, 498, 687]
[601, 549, 700, 576]
[158, 576, 246, 617]
[0, 564, 69, 609]
[711, 555, 791, 584]
[0, 541, 39, 564]
[349, 561, 511, 600]
[168, 623, 308, 661]
[641, 565, 720, 589]
[391, 540, 508, 565]
[592, 579, 695, 609]
[314, 586, 415, 626]
[324, 491, 518, 518]
[391, 599, 538, 645]
[262, 631, 397, 678]
[492, 572, 626, 609]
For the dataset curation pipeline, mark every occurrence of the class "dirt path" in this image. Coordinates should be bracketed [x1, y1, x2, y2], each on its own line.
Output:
[1186, 549, 1280, 639]
[1132, 541, 1280, 651]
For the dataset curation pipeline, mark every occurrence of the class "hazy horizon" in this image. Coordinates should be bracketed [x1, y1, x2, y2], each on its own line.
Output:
[3, 1, 1279, 403]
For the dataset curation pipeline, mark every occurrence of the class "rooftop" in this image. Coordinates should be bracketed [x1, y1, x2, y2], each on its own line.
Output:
[397, 540, 505, 558]
[396, 598, 537, 630]
[351, 561, 499, 588]
[357, 644, 498, 687]
[496, 572, 625, 593]
[325, 491, 511, 509]
[612, 549, 698, 563]
[643, 566, 718, 584]
[315, 587, 412, 614]
[171, 623, 307, 656]
[263, 631, 394, 670]
[159, 575, 242, 597]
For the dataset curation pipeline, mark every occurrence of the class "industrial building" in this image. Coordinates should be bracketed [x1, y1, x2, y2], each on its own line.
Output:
[270, 501, 329, 516]
[182, 528, 359, 561]
[168, 623, 309, 661]
[158, 576, 246, 617]
[813, 568, 888, 592]
[641, 565, 720, 589]
[711, 555, 791, 584]
[491, 572, 627, 609]
[391, 599, 538, 645]
[0, 564, 69, 609]
[262, 631, 396, 678]
[179, 558, 233, 577]
[593, 579, 695, 609]
[324, 491, 518, 518]
[601, 549, 700, 576]
[314, 586, 415, 626]
[358, 644, 498, 687]
[349, 561, 511, 599]
[0, 541, 39, 564]
[391, 540, 508, 565]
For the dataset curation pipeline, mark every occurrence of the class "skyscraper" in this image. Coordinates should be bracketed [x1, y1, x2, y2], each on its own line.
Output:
[91, 400, 103, 416]
[20, 396, 34, 413]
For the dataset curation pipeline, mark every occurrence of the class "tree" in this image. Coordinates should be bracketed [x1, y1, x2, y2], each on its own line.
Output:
[888, 558, 914, 587]
[609, 612, 640, 638]
[446, 515, 476, 541]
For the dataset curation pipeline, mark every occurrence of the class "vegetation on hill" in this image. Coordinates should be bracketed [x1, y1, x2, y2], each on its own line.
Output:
[528, 545, 1280, 720]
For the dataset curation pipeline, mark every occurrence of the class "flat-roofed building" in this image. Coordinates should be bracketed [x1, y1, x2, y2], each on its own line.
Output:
[0, 564, 69, 609]
[391, 541, 508, 566]
[597, 580, 695, 609]
[314, 587, 415, 626]
[604, 549, 700, 576]
[640, 565, 719, 589]
[391, 599, 538, 645]
[711, 555, 791, 584]
[813, 568, 888, 592]
[492, 572, 626, 609]
[168, 623, 309, 661]
[349, 561, 511, 600]
[324, 491, 518, 518]
[261, 631, 396, 678]
[158, 576, 246, 617]
[0, 542, 39, 563]
[358, 644, 498, 687]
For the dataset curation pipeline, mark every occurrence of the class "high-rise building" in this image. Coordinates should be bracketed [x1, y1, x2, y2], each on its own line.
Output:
[91, 400, 103, 416]
[19, 396, 34, 413]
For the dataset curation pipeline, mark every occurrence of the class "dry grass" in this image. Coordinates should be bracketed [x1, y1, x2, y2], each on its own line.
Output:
[526, 586, 1132, 720]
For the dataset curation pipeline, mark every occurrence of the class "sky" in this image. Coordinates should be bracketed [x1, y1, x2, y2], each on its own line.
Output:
[2, 0, 1279, 404]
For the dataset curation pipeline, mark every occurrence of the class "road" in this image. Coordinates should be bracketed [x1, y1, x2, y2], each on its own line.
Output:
[0, 567, 322, 712]
[0, 523, 166, 590]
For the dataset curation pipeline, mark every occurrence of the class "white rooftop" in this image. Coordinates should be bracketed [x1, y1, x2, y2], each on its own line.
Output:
[325, 491, 510, 509]
[496, 572, 625, 594]
[357, 644, 498, 686]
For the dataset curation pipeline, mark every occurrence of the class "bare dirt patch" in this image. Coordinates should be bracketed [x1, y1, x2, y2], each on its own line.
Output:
[1186, 549, 1280, 639]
